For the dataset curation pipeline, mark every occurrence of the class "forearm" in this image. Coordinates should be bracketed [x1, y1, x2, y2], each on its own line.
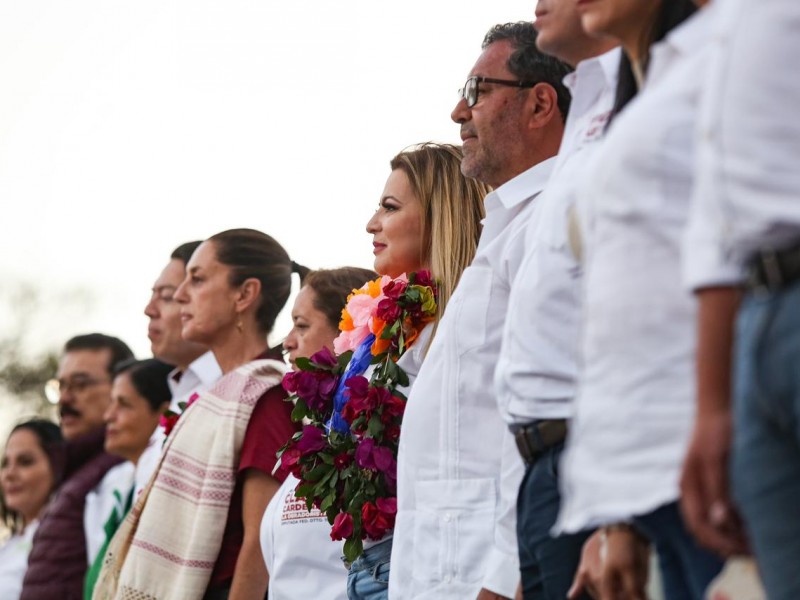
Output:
[695, 286, 741, 416]
[228, 535, 269, 600]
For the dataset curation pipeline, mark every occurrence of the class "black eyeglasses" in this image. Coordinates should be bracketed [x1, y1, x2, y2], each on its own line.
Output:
[457, 76, 537, 108]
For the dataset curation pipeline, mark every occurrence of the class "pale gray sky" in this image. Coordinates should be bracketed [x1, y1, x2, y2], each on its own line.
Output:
[0, 0, 534, 361]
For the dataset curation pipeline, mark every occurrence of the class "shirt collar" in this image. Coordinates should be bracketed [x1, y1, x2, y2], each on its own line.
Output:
[168, 350, 222, 389]
[490, 156, 557, 211]
[564, 46, 621, 94]
[663, 6, 714, 57]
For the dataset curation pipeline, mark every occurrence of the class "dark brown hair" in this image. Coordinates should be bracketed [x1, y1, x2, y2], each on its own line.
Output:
[209, 228, 308, 334]
[63, 333, 135, 376]
[303, 267, 378, 329]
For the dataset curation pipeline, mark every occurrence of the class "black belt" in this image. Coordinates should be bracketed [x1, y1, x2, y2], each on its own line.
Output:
[748, 243, 800, 292]
[512, 419, 568, 466]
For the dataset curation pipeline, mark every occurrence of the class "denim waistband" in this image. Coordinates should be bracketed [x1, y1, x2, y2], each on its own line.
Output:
[347, 537, 393, 573]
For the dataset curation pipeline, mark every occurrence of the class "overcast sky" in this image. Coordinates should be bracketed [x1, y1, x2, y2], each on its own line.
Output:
[0, 0, 534, 360]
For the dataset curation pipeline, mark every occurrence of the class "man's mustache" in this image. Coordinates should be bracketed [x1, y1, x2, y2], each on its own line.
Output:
[59, 405, 81, 418]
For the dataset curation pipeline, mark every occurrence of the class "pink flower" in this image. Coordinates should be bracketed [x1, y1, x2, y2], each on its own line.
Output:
[330, 512, 354, 541]
[333, 327, 371, 355]
[355, 438, 396, 474]
[159, 412, 180, 437]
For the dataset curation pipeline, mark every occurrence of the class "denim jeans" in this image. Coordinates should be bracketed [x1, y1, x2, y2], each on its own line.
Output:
[517, 441, 592, 600]
[633, 502, 722, 600]
[347, 537, 392, 600]
[731, 280, 800, 600]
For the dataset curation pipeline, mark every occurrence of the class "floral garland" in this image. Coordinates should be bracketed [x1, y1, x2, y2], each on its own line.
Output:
[277, 271, 437, 562]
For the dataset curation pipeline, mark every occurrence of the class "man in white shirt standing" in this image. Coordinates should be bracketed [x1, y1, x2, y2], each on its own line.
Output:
[492, 3, 619, 598]
[136, 241, 222, 491]
[389, 22, 571, 600]
[681, 1, 800, 598]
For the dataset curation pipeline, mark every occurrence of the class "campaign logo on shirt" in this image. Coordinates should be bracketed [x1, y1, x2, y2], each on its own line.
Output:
[281, 492, 326, 526]
[583, 110, 612, 143]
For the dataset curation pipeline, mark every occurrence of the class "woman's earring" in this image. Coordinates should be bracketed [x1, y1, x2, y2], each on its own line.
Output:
[236, 318, 244, 334]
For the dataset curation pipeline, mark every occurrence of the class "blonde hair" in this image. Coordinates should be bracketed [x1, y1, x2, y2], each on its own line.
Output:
[390, 142, 490, 319]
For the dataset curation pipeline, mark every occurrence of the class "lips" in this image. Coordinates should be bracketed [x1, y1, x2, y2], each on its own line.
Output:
[460, 128, 477, 144]
[147, 327, 161, 340]
[60, 406, 81, 419]
[372, 242, 387, 255]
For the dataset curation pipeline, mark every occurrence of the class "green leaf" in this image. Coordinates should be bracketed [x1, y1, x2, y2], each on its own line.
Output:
[291, 398, 309, 422]
[320, 453, 334, 465]
[320, 491, 336, 512]
[343, 537, 364, 563]
[367, 414, 384, 437]
[294, 356, 312, 371]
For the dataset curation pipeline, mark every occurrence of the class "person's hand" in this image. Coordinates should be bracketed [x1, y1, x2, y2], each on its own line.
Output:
[568, 530, 604, 599]
[514, 581, 523, 600]
[598, 526, 649, 600]
[680, 411, 748, 557]
[476, 587, 511, 600]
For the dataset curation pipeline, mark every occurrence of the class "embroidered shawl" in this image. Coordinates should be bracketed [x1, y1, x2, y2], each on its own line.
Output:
[93, 359, 287, 600]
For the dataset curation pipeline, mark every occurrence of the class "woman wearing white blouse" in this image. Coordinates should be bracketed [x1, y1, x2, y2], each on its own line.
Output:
[0, 420, 63, 600]
[558, 1, 724, 599]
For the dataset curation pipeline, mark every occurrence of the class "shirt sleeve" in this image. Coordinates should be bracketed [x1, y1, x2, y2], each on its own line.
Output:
[481, 428, 525, 597]
[239, 385, 298, 482]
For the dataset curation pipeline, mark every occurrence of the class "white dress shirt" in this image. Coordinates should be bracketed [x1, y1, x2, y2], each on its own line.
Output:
[683, 0, 800, 290]
[495, 48, 619, 424]
[558, 9, 713, 533]
[134, 350, 222, 495]
[389, 158, 555, 600]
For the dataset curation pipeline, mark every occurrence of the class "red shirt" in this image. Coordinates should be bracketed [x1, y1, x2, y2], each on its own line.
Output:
[209, 351, 299, 588]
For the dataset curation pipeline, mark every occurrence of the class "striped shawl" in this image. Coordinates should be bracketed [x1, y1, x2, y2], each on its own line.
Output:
[93, 359, 287, 600]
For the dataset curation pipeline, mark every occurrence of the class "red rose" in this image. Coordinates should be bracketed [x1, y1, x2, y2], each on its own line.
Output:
[159, 412, 180, 437]
[333, 452, 353, 470]
[361, 501, 394, 540]
[330, 511, 354, 541]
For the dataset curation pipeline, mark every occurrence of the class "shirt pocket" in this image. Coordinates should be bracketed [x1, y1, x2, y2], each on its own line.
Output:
[411, 478, 497, 590]
[452, 266, 493, 356]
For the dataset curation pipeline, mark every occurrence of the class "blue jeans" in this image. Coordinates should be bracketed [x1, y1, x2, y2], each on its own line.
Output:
[731, 280, 800, 600]
[633, 502, 722, 600]
[347, 537, 391, 600]
[517, 442, 592, 600]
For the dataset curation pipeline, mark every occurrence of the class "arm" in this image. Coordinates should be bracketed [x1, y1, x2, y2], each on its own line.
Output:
[227, 469, 280, 600]
[679, 286, 748, 556]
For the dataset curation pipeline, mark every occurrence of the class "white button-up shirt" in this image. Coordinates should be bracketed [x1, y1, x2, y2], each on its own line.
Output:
[495, 48, 619, 424]
[390, 158, 555, 600]
[558, 9, 713, 533]
[683, 0, 800, 290]
[134, 350, 222, 494]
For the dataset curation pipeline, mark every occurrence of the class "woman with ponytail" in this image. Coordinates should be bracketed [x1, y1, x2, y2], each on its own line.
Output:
[95, 229, 306, 600]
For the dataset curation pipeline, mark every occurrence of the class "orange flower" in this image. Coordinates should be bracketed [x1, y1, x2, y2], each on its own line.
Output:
[339, 306, 354, 331]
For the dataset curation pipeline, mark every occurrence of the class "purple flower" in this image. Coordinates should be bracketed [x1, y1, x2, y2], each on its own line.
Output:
[355, 438, 396, 475]
[295, 425, 327, 455]
[310, 346, 338, 368]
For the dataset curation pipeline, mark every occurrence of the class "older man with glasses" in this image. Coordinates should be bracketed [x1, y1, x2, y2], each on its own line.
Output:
[20, 333, 133, 600]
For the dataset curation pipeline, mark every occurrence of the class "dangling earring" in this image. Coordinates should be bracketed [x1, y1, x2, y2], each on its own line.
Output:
[236, 318, 244, 334]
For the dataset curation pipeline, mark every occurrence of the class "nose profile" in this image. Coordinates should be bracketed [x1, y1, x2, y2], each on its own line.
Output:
[174, 278, 189, 304]
[451, 96, 470, 125]
[366, 211, 380, 234]
[144, 295, 159, 319]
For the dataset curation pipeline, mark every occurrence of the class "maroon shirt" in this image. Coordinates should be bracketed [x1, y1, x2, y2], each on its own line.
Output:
[209, 349, 299, 589]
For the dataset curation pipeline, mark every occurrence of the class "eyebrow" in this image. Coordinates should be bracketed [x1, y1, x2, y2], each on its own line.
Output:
[381, 195, 401, 203]
[152, 285, 177, 293]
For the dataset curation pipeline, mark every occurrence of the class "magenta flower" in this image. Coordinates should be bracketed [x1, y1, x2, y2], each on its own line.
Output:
[330, 512, 354, 541]
[295, 425, 327, 455]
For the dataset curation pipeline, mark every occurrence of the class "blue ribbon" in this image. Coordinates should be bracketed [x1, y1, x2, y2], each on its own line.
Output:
[328, 334, 375, 434]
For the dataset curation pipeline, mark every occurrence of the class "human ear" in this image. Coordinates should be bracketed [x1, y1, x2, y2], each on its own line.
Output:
[235, 278, 263, 314]
[525, 82, 559, 129]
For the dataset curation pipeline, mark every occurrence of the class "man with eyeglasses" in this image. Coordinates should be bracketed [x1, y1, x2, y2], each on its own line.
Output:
[390, 22, 571, 600]
[136, 241, 221, 493]
[21, 333, 134, 600]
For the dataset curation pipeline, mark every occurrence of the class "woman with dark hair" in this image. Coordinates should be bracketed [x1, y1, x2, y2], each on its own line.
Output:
[83, 359, 173, 600]
[0, 419, 63, 600]
[557, 1, 723, 599]
[95, 229, 306, 600]
[260, 266, 377, 599]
